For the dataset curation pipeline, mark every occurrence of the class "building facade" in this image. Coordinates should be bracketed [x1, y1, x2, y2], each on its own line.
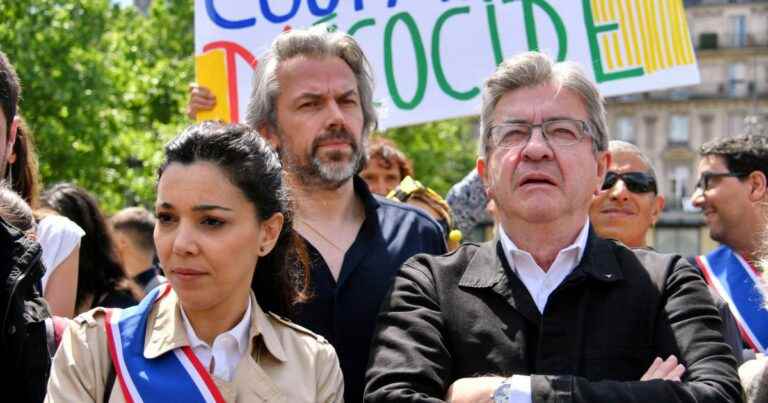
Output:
[605, 0, 768, 256]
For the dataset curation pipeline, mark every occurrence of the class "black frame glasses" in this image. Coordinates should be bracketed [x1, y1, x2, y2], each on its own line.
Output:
[602, 171, 658, 194]
[489, 119, 593, 149]
[694, 171, 749, 192]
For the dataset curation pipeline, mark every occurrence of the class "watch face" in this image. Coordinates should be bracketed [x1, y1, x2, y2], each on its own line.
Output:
[491, 382, 512, 402]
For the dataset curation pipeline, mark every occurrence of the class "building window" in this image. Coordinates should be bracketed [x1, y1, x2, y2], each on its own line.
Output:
[644, 116, 657, 150]
[727, 63, 747, 97]
[728, 15, 747, 47]
[615, 117, 636, 143]
[667, 164, 691, 210]
[700, 115, 714, 144]
[668, 115, 689, 145]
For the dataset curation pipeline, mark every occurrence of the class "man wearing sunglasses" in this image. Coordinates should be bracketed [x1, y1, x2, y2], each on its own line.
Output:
[590, 141, 664, 248]
[591, 141, 743, 365]
[690, 135, 768, 357]
[364, 52, 740, 403]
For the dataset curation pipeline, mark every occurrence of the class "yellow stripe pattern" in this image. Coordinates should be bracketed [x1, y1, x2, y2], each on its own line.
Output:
[591, 0, 696, 75]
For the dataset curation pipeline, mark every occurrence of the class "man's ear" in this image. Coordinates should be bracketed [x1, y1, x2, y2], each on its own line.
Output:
[477, 157, 493, 199]
[747, 170, 767, 202]
[594, 151, 611, 195]
[5, 116, 19, 163]
[651, 194, 665, 224]
[259, 124, 281, 151]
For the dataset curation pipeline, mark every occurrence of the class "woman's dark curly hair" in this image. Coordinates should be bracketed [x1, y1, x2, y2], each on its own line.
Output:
[41, 183, 132, 309]
[158, 121, 310, 315]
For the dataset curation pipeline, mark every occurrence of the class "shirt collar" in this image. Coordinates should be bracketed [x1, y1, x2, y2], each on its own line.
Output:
[179, 296, 252, 358]
[498, 218, 590, 270]
[353, 175, 380, 216]
[144, 289, 287, 363]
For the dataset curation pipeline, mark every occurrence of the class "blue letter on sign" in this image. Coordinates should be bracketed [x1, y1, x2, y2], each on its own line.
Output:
[260, 0, 301, 23]
[308, 0, 339, 17]
[206, 0, 255, 29]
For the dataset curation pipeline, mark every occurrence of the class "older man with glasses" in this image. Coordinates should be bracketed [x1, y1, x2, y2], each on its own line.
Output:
[690, 135, 768, 359]
[364, 52, 740, 403]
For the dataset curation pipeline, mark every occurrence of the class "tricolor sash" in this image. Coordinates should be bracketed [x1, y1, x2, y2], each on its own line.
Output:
[696, 246, 768, 352]
[104, 284, 226, 403]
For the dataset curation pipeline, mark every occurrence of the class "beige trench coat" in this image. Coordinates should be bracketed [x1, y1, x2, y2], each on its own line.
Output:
[45, 289, 344, 402]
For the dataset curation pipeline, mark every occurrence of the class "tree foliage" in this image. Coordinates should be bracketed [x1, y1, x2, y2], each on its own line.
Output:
[383, 117, 479, 197]
[0, 0, 193, 211]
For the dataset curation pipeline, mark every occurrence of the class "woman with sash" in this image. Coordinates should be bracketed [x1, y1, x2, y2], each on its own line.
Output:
[46, 122, 344, 402]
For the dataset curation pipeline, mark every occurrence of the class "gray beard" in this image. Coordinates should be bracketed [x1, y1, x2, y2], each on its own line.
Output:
[280, 129, 368, 190]
[290, 149, 365, 190]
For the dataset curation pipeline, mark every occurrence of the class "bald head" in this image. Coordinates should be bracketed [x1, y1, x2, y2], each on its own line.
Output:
[608, 141, 656, 180]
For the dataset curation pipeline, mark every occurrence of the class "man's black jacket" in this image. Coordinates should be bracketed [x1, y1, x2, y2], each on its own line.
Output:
[364, 233, 742, 403]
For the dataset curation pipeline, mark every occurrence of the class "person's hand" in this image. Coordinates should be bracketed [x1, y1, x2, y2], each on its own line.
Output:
[445, 376, 505, 403]
[187, 84, 216, 120]
[641, 355, 686, 381]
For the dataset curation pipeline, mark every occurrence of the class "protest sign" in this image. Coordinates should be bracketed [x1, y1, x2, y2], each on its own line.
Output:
[195, 0, 699, 128]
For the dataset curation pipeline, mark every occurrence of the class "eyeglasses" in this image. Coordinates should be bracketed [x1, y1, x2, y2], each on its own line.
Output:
[489, 119, 593, 149]
[694, 171, 749, 192]
[602, 171, 658, 194]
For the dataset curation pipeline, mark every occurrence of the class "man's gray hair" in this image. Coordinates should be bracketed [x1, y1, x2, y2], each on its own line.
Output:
[245, 25, 377, 137]
[608, 140, 657, 179]
[479, 52, 608, 157]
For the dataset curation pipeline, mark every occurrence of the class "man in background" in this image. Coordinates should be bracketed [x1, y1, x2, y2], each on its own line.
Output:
[690, 135, 768, 355]
[359, 136, 413, 196]
[591, 140, 743, 364]
[110, 206, 165, 293]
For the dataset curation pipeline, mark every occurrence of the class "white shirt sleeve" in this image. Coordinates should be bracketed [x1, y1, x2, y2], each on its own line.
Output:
[36, 215, 85, 291]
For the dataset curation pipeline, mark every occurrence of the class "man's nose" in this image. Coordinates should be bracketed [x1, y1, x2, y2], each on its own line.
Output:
[521, 128, 554, 160]
[689, 187, 705, 208]
[325, 100, 346, 130]
[608, 179, 630, 202]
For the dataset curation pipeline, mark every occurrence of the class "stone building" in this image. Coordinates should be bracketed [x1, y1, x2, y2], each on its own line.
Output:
[605, 0, 768, 256]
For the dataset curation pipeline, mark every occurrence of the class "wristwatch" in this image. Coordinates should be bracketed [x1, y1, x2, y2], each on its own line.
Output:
[491, 377, 514, 403]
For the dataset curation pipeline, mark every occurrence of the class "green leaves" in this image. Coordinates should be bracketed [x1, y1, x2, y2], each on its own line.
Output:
[384, 117, 478, 196]
[0, 0, 192, 211]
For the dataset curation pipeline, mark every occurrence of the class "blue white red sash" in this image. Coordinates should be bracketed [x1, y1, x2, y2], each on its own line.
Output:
[696, 245, 768, 352]
[104, 284, 226, 403]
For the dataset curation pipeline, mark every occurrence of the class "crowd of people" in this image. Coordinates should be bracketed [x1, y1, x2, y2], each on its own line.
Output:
[1, 24, 768, 403]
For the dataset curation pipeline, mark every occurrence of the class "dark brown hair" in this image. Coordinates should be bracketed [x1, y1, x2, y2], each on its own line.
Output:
[111, 206, 156, 254]
[0, 51, 20, 135]
[700, 135, 768, 181]
[366, 137, 413, 180]
[8, 117, 40, 207]
[41, 183, 142, 309]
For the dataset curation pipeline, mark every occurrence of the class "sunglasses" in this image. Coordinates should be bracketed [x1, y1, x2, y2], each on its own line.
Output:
[602, 171, 658, 194]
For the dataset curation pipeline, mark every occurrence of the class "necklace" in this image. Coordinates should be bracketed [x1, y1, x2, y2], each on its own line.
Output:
[297, 218, 344, 252]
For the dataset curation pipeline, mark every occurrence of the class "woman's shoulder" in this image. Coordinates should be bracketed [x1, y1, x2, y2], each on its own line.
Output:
[37, 214, 85, 239]
[263, 312, 337, 359]
[67, 307, 117, 337]
[266, 312, 331, 345]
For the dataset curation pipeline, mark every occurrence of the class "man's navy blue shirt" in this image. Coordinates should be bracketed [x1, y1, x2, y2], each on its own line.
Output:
[292, 176, 446, 402]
